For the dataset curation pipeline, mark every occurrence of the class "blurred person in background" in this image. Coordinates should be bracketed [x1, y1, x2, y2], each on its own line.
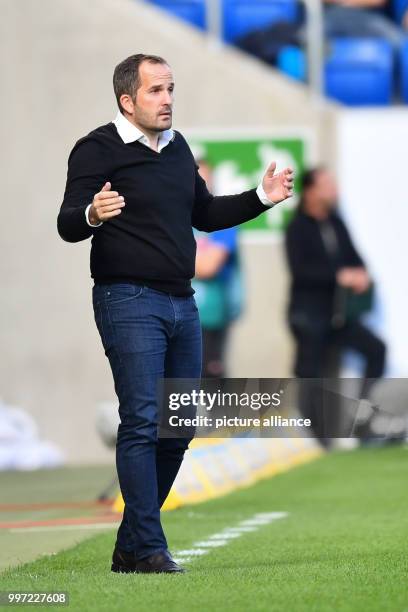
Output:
[323, 0, 407, 51]
[57, 53, 294, 575]
[285, 167, 386, 443]
[193, 159, 244, 378]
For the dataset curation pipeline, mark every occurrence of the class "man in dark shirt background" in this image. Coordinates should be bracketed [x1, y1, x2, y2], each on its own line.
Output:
[323, 0, 406, 51]
[57, 53, 294, 574]
[285, 167, 386, 444]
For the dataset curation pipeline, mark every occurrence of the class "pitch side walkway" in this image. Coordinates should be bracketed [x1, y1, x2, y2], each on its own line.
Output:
[0, 465, 117, 571]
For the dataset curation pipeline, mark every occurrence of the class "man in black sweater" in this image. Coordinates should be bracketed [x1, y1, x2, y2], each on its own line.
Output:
[57, 53, 294, 574]
[285, 167, 386, 442]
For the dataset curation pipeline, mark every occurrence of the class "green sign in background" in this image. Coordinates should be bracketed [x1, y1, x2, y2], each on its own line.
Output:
[189, 137, 306, 233]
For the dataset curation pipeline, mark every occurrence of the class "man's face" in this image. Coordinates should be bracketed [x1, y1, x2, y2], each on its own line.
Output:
[129, 61, 174, 132]
[313, 170, 338, 209]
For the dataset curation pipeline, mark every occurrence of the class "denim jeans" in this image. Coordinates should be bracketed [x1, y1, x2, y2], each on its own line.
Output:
[92, 283, 202, 560]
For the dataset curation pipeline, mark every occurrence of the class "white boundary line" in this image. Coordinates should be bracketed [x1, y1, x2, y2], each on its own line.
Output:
[173, 511, 288, 565]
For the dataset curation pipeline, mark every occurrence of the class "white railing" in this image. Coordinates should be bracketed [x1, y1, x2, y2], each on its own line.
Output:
[304, 0, 324, 97]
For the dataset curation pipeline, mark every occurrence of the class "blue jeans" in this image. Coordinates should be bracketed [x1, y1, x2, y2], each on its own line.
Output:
[92, 283, 202, 560]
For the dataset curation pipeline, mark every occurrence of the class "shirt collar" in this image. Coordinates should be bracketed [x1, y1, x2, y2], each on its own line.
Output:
[113, 111, 174, 152]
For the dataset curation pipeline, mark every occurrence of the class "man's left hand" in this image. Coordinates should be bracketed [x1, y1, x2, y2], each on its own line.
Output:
[262, 162, 294, 204]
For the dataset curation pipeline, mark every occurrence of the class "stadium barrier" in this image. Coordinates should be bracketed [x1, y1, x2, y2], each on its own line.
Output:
[113, 436, 323, 513]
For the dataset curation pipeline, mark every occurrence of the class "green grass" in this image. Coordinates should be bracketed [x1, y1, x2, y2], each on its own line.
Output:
[0, 466, 116, 571]
[1, 447, 408, 612]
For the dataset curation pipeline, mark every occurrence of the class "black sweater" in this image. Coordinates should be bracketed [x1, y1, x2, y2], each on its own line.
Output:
[285, 210, 364, 316]
[57, 122, 269, 296]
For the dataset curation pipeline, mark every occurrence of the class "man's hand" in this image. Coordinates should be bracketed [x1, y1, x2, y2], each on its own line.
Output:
[337, 267, 371, 294]
[88, 182, 126, 225]
[262, 162, 294, 204]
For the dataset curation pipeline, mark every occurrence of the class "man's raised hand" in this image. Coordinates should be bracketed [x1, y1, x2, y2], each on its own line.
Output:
[88, 182, 126, 225]
[262, 162, 294, 204]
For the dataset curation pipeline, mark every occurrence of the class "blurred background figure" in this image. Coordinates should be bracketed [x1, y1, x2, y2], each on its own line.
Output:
[193, 159, 244, 378]
[323, 0, 406, 51]
[285, 167, 386, 443]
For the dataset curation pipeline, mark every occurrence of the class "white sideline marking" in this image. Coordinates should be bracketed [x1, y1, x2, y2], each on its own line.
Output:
[194, 540, 227, 548]
[209, 532, 241, 540]
[175, 549, 208, 556]
[255, 512, 288, 519]
[173, 511, 288, 566]
[239, 519, 272, 526]
[224, 526, 258, 533]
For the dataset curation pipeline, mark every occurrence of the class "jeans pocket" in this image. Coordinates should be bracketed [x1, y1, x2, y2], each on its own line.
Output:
[104, 283, 145, 306]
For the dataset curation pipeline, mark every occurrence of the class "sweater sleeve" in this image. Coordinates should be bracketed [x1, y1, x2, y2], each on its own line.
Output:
[191, 164, 269, 232]
[57, 137, 110, 243]
[336, 215, 365, 268]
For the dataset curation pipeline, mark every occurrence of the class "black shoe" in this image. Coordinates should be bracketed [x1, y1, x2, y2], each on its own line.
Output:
[134, 550, 185, 574]
[111, 547, 137, 574]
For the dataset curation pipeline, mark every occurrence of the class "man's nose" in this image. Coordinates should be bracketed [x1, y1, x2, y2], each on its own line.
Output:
[162, 90, 173, 106]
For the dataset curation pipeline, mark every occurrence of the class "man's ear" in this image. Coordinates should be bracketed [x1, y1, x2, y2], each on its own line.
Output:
[119, 94, 135, 115]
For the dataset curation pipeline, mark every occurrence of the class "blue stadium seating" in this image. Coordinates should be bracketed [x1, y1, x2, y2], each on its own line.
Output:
[223, 0, 298, 43]
[393, 0, 408, 22]
[277, 46, 306, 81]
[401, 39, 408, 102]
[324, 38, 393, 105]
[148, 0, 206, 30]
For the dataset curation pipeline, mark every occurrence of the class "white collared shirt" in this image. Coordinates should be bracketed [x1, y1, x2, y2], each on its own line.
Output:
[112, 111, 175, 151]
[86, 113, 274, 227]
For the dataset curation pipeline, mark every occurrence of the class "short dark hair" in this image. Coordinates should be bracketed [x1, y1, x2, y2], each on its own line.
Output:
[301, 166, 325, 191]
[113, 53, 168, 113]
[297, 166, 326, 213]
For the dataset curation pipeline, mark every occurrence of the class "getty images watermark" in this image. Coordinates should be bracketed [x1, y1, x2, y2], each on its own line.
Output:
[157, 378, 408, 440]
[167, 387, 311, 430]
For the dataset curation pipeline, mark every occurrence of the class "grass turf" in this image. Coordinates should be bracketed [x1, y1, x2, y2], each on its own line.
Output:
[0, 466, 117, 571]
[1, 446, 407, 612]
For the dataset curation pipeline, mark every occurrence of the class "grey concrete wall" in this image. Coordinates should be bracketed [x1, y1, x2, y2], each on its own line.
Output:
[0, 0, 338, 463]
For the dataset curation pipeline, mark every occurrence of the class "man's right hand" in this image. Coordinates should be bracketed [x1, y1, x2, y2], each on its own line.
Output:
[88, 182, 126, 225]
